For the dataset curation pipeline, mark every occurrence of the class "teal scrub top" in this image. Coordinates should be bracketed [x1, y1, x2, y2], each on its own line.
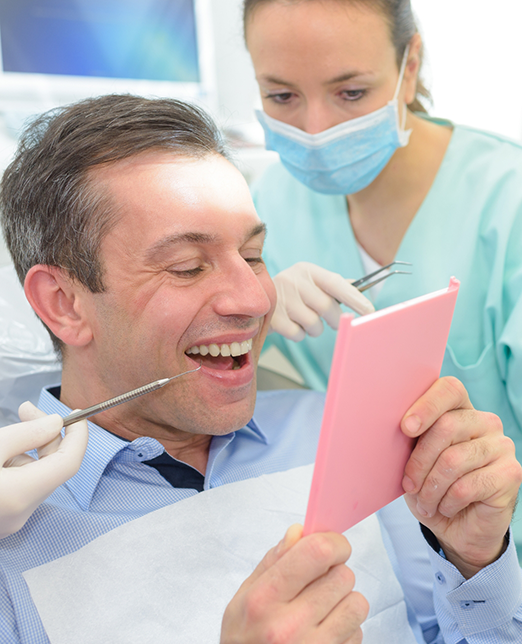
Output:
[252, 123, 522, 553]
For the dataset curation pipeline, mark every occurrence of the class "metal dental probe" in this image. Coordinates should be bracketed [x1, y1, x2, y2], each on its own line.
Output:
[61, 363, 202, 427]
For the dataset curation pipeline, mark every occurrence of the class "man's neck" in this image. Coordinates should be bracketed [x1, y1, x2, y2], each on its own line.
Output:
[59, 364, 212, 474]
[104, 414, 213, 475]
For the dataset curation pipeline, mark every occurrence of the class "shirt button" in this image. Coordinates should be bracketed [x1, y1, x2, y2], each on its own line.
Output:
[435, 572, 445, 584]
[460, 601, 474, 610]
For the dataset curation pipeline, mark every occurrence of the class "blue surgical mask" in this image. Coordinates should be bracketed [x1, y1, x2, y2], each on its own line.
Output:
[256, 48, 412, 195]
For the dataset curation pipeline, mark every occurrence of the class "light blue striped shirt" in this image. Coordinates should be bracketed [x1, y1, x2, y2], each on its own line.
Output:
[1, 386, 521, 643]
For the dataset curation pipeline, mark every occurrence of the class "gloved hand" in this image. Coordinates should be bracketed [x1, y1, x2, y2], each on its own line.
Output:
[0, 402, 88, 538]
[269, 262, 375, 341]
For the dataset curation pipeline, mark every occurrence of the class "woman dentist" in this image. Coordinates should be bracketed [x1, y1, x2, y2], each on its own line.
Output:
[244, 0, 522, 550]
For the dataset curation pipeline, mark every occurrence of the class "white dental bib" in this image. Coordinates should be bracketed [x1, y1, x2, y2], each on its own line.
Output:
[24, 465, 417, 643]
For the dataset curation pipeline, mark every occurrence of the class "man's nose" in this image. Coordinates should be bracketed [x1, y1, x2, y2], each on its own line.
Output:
[212, 258, 273, 320]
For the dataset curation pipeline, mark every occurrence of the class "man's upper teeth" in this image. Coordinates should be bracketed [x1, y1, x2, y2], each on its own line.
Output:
[186, 338, 253, 357]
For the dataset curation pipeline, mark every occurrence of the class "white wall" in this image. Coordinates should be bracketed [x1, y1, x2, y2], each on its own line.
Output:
[412, 0, 522, 140]
[0, 0, 260, 267]
[210, 0, 258, 128]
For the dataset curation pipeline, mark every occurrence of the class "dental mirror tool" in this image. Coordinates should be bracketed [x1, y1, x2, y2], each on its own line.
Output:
[62, 364, 202, 427]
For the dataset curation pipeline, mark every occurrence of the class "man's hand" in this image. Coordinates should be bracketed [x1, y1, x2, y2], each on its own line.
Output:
[221, 524, 369, 643]
[401, 376, 522, 578]
[0, 402, 88, 538]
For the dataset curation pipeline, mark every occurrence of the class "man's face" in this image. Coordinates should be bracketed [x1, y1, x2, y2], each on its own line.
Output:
[81, 152, 276, 439]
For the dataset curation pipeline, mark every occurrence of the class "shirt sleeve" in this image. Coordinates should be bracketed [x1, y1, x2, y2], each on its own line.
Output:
[424, 527, 522, 643]
[0, 579, 23, 643]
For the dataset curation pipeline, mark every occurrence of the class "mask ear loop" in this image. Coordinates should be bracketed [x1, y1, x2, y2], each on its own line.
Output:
[394, 45, 411, 132]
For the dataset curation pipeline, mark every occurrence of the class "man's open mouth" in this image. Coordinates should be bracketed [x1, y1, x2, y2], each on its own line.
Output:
[186, 339, 252, 371]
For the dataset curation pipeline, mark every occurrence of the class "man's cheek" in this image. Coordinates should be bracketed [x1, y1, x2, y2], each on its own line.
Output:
[264, 275, 278, 317]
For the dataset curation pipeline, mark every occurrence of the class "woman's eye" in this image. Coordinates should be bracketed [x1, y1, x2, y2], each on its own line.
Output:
[265, 92, 294, 104]
[340, 89, 366, 101]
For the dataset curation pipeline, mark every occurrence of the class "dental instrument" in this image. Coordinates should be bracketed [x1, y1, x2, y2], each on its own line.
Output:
[352, 261, 412, 293]
[62, 364, 202, 427]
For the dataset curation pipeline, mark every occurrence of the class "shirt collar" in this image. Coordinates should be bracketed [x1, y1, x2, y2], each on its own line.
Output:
[38, 386, 133, 510]
[243, 417, 268, 444]
[37, 385, 269, 509]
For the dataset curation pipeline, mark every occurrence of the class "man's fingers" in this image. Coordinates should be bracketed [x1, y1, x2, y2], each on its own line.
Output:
[435, 465, 518, 519]
[403, 409, 503, 496]
[280, 579, 367, 644]
[223, 530, 360, 644]
[240, 531, 351, 607]
[259, 532, 352, 604]
[408, 433, 507, 518]
[401, 377, 474, 438]
[235, 524, 304, 594]
[292, 563, 356, 625]
[314, 590, 369, 644]
[0, 415, 64, 465]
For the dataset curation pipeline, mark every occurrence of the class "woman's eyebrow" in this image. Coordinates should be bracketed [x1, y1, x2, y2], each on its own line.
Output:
[326, 71, 366, 84]
[259, 71, 369, 88]
[258, 74, 297, 88]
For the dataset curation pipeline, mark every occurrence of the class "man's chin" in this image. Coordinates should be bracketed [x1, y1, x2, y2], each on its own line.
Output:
[183, 385, 258, 437]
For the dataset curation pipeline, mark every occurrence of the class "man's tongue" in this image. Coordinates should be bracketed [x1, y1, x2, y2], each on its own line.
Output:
[197, 354, 236, 371]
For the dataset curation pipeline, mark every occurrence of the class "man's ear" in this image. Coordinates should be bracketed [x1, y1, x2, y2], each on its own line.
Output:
[24, 265, 94, 347]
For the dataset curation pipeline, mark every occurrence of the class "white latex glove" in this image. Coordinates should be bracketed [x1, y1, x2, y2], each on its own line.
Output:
[269, 262, 375, 341]
[0, 401, 88, 538]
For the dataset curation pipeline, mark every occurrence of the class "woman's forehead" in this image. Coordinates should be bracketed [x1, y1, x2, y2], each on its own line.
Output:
[246, 0, 396, 69]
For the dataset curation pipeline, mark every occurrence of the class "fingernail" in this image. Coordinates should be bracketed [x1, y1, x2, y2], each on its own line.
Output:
[402, 475, 415, 493]
[404, 414, 421, 435]
[416, 502, 430, 518]
[274, 538, 285, 556]
[275, 529, 293, 556]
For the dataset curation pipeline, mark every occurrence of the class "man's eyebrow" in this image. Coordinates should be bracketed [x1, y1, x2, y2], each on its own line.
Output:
[145, 232, 217, 262]
[145, 223, 267, 262]
[249, 222, 267, 240]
